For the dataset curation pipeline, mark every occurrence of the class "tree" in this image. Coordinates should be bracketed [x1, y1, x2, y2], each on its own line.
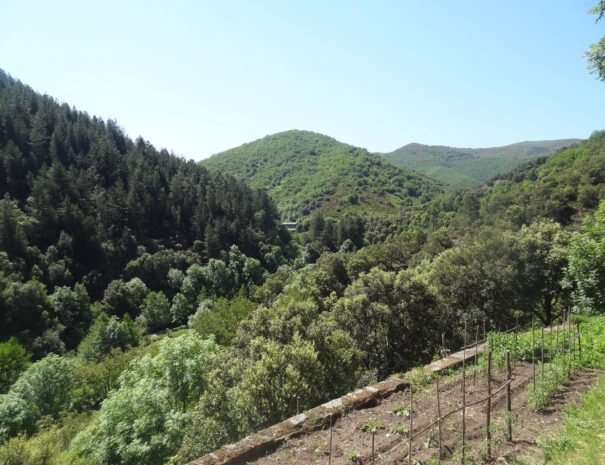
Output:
[74, 333, 218, 465]
[0, 354, 75, 441]
[188, 296, 256, 345]
[78, 313, 141, 361]
[586, 1, 605, 80]
[0, 279, 54, 356]
[103, 278, 148, 317]
[566, 200, 605, 313]
[177, 336, 324, 462]
[334, 267, 443, 378]
[0, 338, 31, 393]
[514, 220, 570, 324]
[0, 199, 26, 259]
[136, 291, 171, 332]
[49, 284, 91, 350]
[170, 292, 193, 325]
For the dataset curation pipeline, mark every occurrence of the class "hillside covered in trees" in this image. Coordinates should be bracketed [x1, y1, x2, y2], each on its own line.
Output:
[381, 139, 580, 188]
[0, 68, 291, 356]
[1, 68, 605, 465]
[201, 130, 442, 220]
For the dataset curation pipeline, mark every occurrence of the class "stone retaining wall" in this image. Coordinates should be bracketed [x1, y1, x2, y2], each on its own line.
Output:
[186, 378, 408, 465]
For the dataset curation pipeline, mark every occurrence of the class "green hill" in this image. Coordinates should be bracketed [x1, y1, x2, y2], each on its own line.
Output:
[381, 139, 582, 188]
[201, 130, 442, 220]
[412, 131, 605, 232]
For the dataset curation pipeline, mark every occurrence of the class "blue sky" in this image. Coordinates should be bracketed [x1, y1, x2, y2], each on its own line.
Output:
[1, 0, 604, 160]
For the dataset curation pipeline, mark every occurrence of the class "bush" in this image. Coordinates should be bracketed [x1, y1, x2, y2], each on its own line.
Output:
[0, 413, 91, 465]
[74, 333, 218, 465]
[0, 354, 75, 441]
[188, 296, 256, 345]
[0, 338, 31, 393]
[78, 313, 141, 361]
[136, 291, 171, 333]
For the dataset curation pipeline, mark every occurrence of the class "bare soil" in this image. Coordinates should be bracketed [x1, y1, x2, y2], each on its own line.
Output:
[245, 364, 602, 465]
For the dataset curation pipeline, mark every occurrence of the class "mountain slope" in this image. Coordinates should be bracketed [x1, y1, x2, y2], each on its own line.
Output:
[202, 130, 442, 220]
[0, 69, 288, 351]
[410, 131, 605, 233]
[382, 139, 582, 188]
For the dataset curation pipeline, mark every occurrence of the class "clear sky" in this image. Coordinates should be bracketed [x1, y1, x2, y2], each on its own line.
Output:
[1, 0, 604, 160]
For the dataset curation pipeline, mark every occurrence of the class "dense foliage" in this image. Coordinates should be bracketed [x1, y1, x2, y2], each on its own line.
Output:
[1, 69, 605, 465]
[586, 0, 605, 80]
[381, 139, 580, 189]
[202, 130, 441, 220]
[0, 69, 289, 356]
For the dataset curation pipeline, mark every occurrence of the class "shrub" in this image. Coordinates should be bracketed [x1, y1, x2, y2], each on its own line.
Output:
[78, 313, 140, 361]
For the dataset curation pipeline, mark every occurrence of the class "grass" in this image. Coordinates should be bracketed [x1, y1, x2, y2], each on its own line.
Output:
[515, 371, 605, 465]
[508, 315, 605, 465]
[527, 315, 605, 411]
[0, 413, 92, 465]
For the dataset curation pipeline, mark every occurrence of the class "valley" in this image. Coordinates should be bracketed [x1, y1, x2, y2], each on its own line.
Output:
[1, 69, 605, 465]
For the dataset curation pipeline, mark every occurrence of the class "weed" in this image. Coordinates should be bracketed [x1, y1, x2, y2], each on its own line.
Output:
[362, 420, 381, 433]
[538, 435, 576, 461]
[393, 405, 410, 417]
[389, 424, 408, 435]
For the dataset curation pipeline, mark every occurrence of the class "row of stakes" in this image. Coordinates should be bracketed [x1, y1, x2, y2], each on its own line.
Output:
[309, 313, 582, 465]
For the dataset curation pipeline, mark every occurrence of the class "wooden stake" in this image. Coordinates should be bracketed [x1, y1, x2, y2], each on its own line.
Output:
[462, 319, 467, 464]
[568, 312, 572, 378]
[462, 320, 467, 394]
[474, 323, 479, 385]
[555, 319, 559, 372]
[486, 350, 492, 459]
[577, 320, 582, 359]
[531, 318, 536, 391]
[506, 350, 512, 441]
[551, 319, 557, 375]
[504, 325, 509, 358]
[514, 314, 519, 356]
[483, 319, 487, 379]
[371, 431, 375, 464]
[408, 387, 413, 465]
[541, 326, 545, 379]
[328, 414, 333, 465]
[436, 372, 443, 459]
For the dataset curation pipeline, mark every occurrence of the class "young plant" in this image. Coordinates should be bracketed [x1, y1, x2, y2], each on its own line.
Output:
[362, 420, 381, 433]
[389, 424, 409, 435]
[393, 405, 410, 417]
[348, 450, 362, 463]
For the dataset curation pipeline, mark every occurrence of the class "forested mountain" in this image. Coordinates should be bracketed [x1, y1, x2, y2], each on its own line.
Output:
[201, 130, 442, 220]
[2, 68, 605, 465]
[381, 139, 581, 188]
[414, 132, 605, 232]
[0, 69, 289, 354]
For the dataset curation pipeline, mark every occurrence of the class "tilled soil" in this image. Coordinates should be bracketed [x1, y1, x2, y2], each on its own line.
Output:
[247, 364, 601, 465]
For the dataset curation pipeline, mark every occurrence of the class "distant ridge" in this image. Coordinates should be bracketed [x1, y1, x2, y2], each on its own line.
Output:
[381, 139, 582, 188]
[201, 130, 442, 220]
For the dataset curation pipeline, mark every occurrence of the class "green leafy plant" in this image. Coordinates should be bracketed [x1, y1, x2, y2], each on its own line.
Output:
[389, 424, 409, 435]
[314, 443, 326, 455]
[362, 420, 381, 433]
[393, 405, 410, 417]
[348, 450, 362, 463]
